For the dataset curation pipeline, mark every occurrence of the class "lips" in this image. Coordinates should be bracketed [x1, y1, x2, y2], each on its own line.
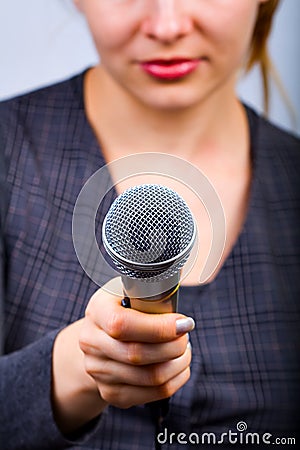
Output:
[140, 58, 200, 80]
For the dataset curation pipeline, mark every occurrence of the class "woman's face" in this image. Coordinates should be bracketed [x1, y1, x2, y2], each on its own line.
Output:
[76, 0, 269, 111]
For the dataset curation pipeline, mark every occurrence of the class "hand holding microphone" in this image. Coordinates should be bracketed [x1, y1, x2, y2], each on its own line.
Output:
[79, 184, 195, 410]
[79, 282, 194, 409]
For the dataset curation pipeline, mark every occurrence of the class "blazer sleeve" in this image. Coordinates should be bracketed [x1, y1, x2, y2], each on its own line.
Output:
[0, 143, 71, 448]
[0, 102, 102, 450]
[0, 330, 74, 449]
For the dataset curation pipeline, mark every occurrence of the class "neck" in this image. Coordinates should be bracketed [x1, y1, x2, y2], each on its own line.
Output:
[84, 65, 248, 166]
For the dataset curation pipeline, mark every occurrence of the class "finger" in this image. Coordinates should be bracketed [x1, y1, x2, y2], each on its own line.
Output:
[87, 284, 195, 343]
[85, 343, 192, 386]
[98, 367, 191, 409]
[80, 325, 190, 365]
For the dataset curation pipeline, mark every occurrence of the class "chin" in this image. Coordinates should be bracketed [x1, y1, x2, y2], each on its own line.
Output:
[151, 99, 200, 113]
[151, 101, 193, 112]
[138, 89, 200, 112]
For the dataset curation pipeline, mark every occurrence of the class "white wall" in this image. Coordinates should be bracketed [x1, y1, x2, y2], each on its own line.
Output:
[0, 0, 299, 135]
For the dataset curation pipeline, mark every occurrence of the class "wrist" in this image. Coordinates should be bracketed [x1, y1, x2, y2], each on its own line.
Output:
[52, 319, 107, 434]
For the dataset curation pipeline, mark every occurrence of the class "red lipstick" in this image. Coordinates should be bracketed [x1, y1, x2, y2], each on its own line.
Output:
[141, 58, 200, 80]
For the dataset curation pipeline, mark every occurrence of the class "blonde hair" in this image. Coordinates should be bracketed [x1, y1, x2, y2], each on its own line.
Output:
[246, 0, 280, 113]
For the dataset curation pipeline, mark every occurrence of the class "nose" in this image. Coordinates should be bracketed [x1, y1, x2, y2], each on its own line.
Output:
[141, 0, 193, 44]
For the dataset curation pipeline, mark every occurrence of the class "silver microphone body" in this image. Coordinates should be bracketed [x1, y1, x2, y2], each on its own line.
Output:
[102, 184, 196, 313]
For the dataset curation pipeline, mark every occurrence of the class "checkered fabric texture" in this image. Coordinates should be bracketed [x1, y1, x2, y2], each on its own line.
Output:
[0, 72, 299, 449]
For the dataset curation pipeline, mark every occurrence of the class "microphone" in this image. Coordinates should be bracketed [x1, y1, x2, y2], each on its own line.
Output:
[102, 184, 196, 313]
[102, 184, 196, 439]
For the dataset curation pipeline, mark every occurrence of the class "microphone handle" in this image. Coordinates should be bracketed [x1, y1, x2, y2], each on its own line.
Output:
[121, 283, 179, 313]
[121, 284, 180, 425]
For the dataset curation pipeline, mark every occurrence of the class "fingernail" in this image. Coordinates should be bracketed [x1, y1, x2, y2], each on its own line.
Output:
[176, 317, 195, 335]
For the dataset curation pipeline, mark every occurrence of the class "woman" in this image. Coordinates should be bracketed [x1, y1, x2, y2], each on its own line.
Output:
[0, 0, 299, 448]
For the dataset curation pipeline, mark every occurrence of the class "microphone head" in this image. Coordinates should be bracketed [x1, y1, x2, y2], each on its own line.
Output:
[102, 184, 196, 280]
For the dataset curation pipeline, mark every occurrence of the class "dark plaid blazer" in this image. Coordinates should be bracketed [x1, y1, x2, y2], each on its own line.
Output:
[0, 72, 299, 449]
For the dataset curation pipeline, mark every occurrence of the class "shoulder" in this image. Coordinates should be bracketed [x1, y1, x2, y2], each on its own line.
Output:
[0, 71, 86, 133]
[0, 71, 87, 167]
[245, 107, 300, 261]
[0, 70, 86, 106]
[246, 105, 300, 193]
[0, 70, 89, 212]
[246, 105, 299, 157]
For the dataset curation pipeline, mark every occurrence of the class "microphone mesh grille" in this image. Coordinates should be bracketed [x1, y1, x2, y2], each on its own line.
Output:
[103, 184, 194, 279]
